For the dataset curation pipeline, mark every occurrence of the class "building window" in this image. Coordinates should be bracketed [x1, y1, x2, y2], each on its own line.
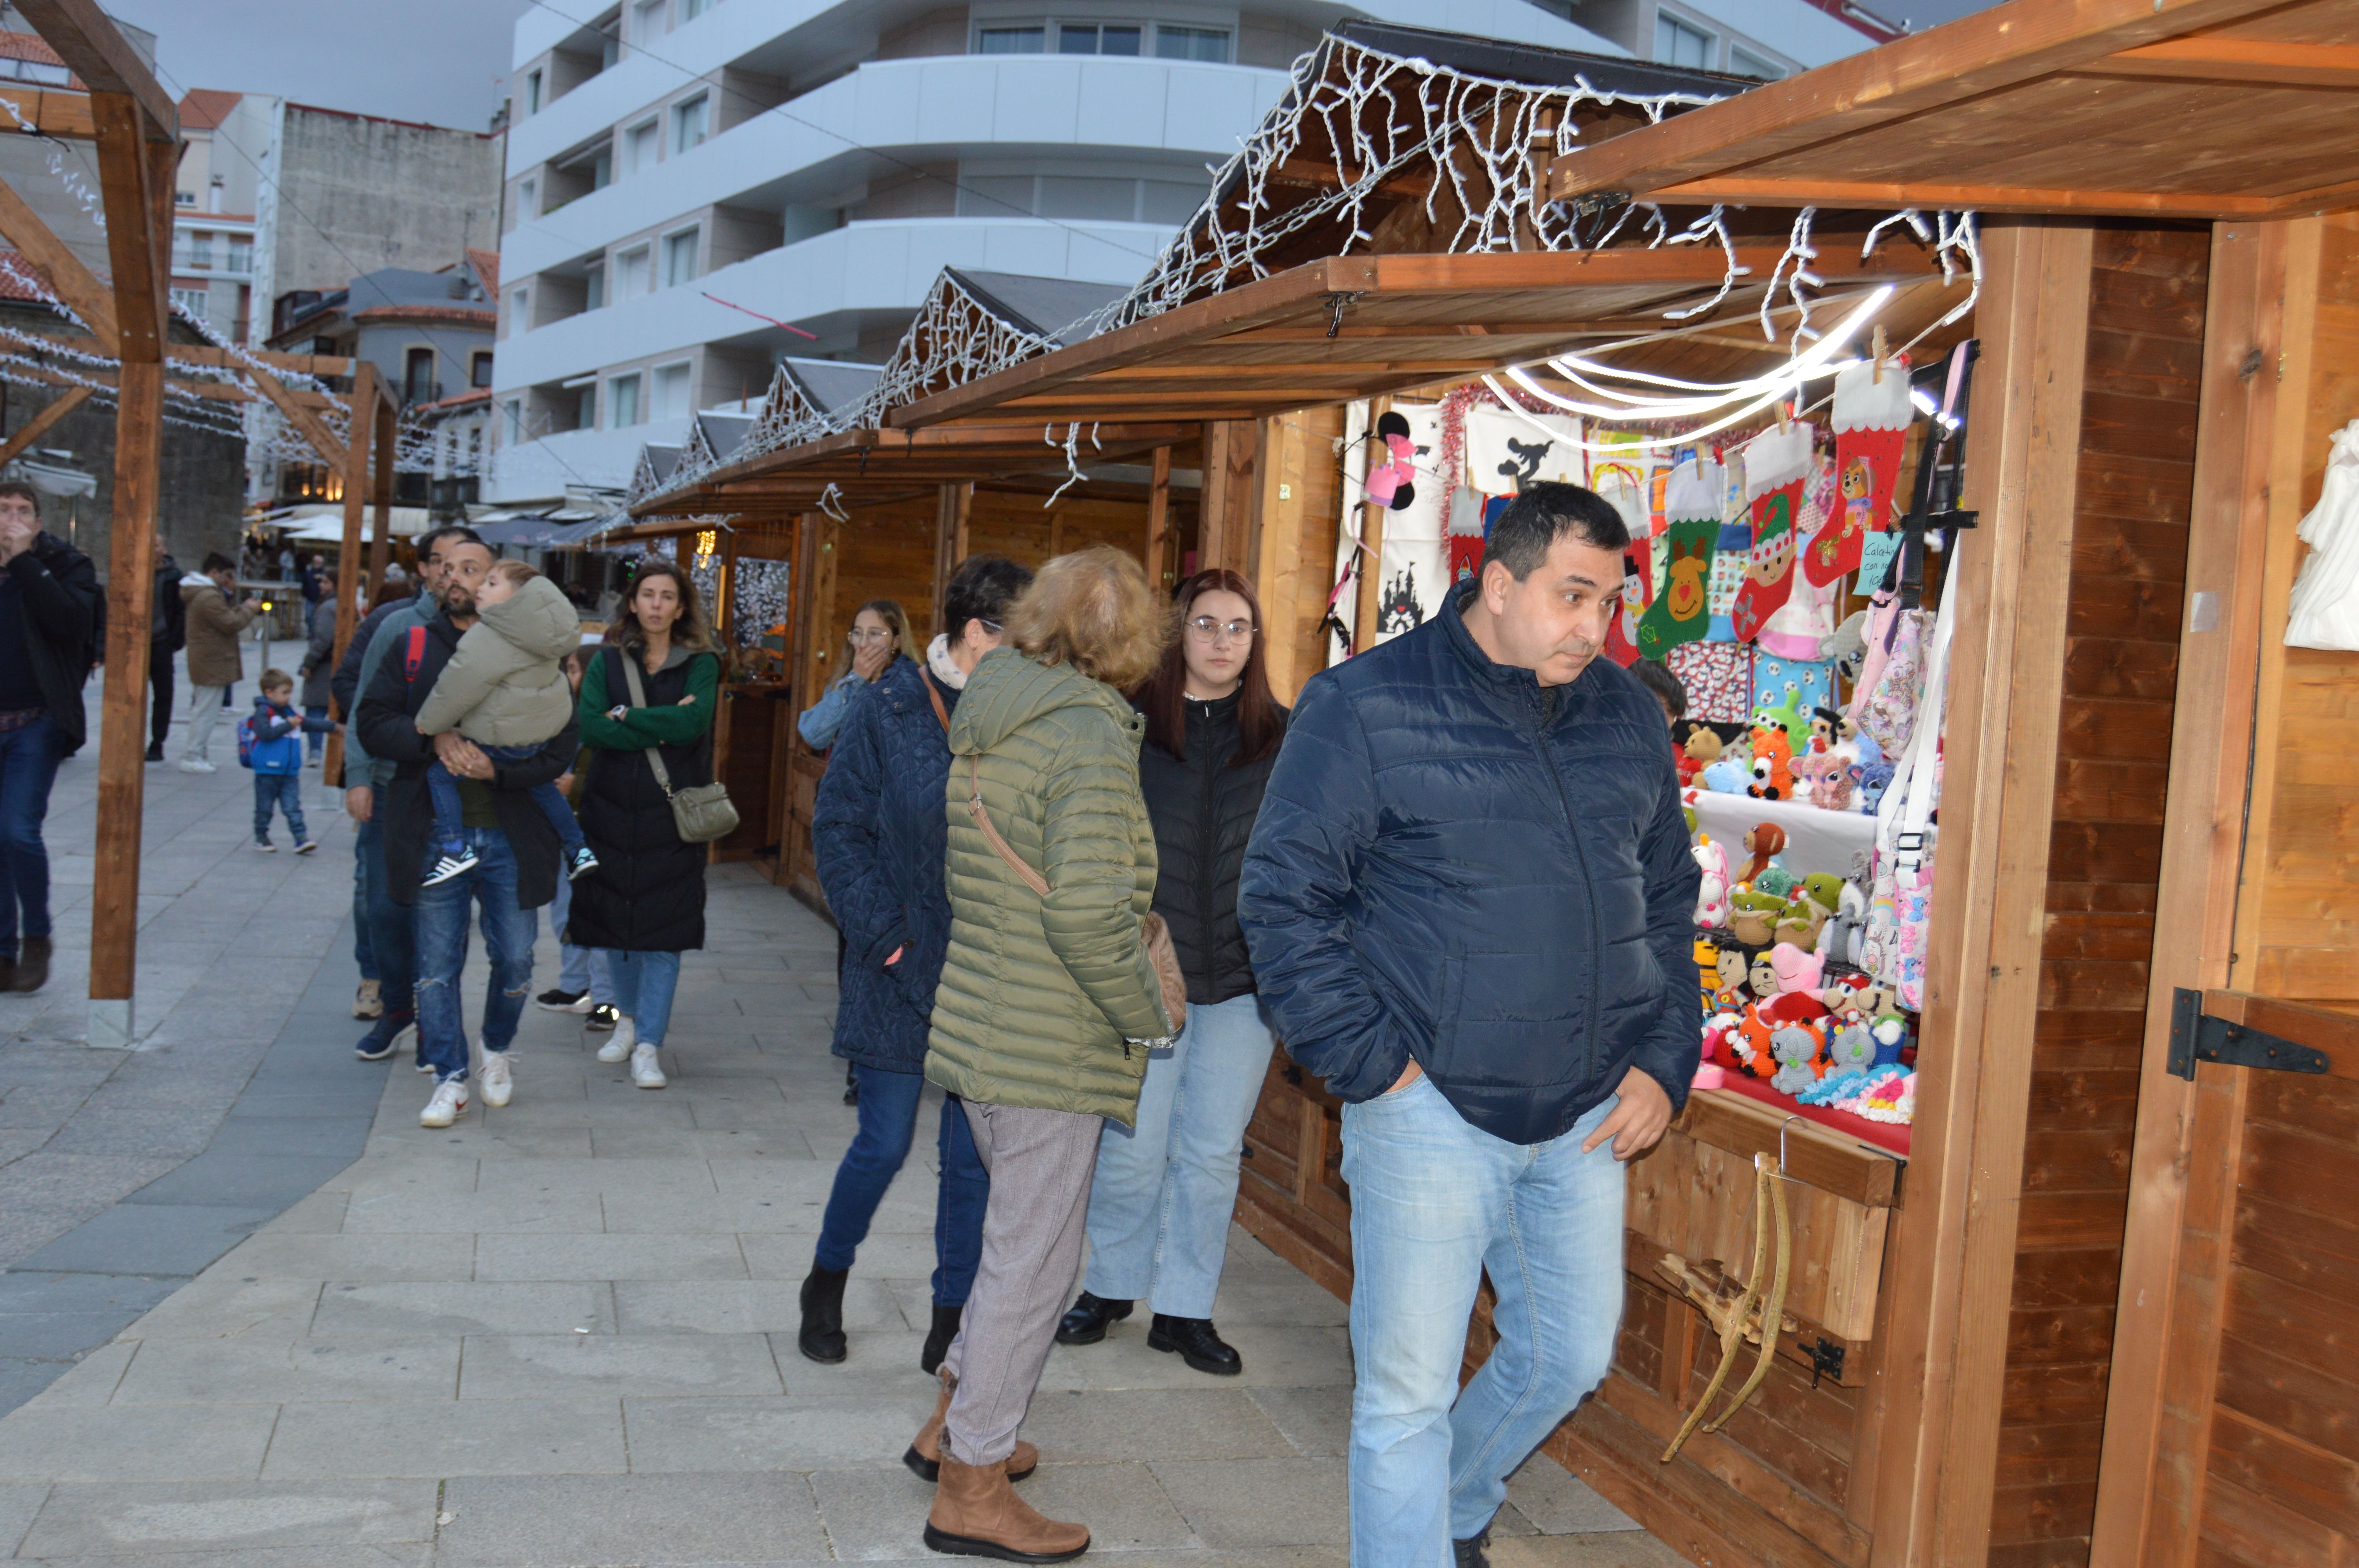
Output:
[1656, 14, 1714, 68]
[1058, 23, 1140, 54]
[591, 149, 612, 190]
[576, 384, 598, 430]
[1155, 25, 1229, 62]
[632, 0, 665, 42]
[616, 244, 651, 297]
[661, 227, 699, 288]
[405, 347, 436, 405]
[585, 262, 605, 310]
[508, 285, 531, 329]
[525, 70, 542, 114]
[1730, 45, 1784, 79]
[680, 0, 711, 18]
[652, 360, 692, 421]
[471, 351, 494, 388]
[169, 286, 207, 317]
[501, 398, 523, 442]
[186, 233, 213, 269]
[623, 119, 658, 176]
[608, 372, 642, 426]
[671, 93, 707, 155]
[978, 25, 1045, 53]
[1038, 176, 1134, 221]
[227, 239, 252, 273]
[518, 177, 538, 219]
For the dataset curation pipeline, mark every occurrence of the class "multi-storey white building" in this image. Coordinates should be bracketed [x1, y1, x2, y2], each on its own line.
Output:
[490, 0, 1883, 506]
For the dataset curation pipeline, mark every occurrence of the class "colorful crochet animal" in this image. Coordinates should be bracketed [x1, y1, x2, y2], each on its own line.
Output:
[1748, 729, 1796, 800]
[1692, 838, 1732, 927]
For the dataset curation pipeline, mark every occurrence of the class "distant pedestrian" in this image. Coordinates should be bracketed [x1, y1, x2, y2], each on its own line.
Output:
[298, 589, 340, 764]
[567, 560, 721, 1092]
[801, 555, 1032, 1378]
[915, 547, 1177, 1561]
[301, 554, 328, 606]
[177, 552, 260, 773]
[0, 481, 96, 995]
[147, 550, 185, 762]
[276, 544, 295, 581]
[243, 669, 334, 853]
[796, 599, 914, 751]
[1057, 568, 1288, 1377]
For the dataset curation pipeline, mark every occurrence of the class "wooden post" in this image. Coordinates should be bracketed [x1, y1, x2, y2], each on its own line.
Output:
[320, 362, 377, 788]
[1144, 445, 1172, 589]
[367, 391, 394, 606]
[1253, 414, 1307, 701]
[1352, 399, 1392, 655]
[931, 481, 971, 632]
[1199, 419, 1257, 572]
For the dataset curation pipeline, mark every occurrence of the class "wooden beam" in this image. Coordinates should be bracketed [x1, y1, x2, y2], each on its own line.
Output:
[1351, 399, 1390, 656]
[0, 382, 87, 466]
[2082, 36, 2359, 87]
[1631, 174, 2274, 220]
[320, 359, 376, 788]
[0, 329, 356, 379]
[930, 481, 972, 629]
[13, 0, 179, 139]
[364, 393, 395, 610]
[1198, 420, 1256, 573]
[0, 89, 94, 140]
[0, 173, 115, 352]
[249, 359, 347, 468]
[1253, 413, 1308, 701]
[86, 356, 158, 1031]
[1144, 445, 1172, 591]
[90, 91, 168, 364]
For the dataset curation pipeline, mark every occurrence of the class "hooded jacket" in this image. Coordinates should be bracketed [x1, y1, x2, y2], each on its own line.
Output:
[925, 648, 1173, 1124]
[1138, 690, 1287, 1005]
[1238, 580, 1699, 1145]
[2, 530, 97, 752]
[413, 575, 580, 746]
[182, 575, 258, 688]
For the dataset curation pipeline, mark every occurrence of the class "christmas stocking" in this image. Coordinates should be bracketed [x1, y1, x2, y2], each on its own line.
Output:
[1635, 458, 1721, 659]
[1445, 486, 1485, 585]
[1812, 359, 1912, 585]
[1731, 422, 1812, 643]
[1603, 548, 1647, 666]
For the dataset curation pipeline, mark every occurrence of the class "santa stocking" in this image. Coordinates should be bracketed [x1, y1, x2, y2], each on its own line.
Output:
[1811, 359, 1912, 585]
[1635, 458, 1721, 659]
[1603, 549, 1646, 666]
[1731, 422, 1812, 643]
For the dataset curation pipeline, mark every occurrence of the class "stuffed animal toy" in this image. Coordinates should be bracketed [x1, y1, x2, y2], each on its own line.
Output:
[1693, 935, 1721, 1013]
[1729, 1005, 1775, 1078]
[1739, 822, 1788, 885]
[1692, 838, 1732, 927]
[1747, 949, 1781, 999]
[1677, 726, 1723, 786]
[1751, 684, 1810, 750]
[1363, 410, 1419, 510]
[1748, 729, 1796, 800]
[1772, 894, 1829, 950]
[1768, 941, 1826, 997]
[1754, 866, 1797, 899]
[1816, 972, 1873, 1018]
[1713, 947, 1752, 1011]
[1795, 749, 1852, 810]
[1820, 608, 1869, 684]
[1770, 1021, 1832, 1094]
[1826, 1019, 1878, 1076]
[1869, 1013, 1911, 1066]
[1848, 1065, 1914, 1123]
[1799, 872, 1846, 914]
[1702, 757, 1752, 794]
[1853, 759, 1896, 813]
[1729, 889, 1783, 946]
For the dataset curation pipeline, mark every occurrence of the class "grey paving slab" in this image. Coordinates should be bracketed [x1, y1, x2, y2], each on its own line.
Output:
[1245, 1385, 1352, 1459]
[1487, 1534, 1696, 1567]
[1020, 1388, 1297, 1463]
[1151, 1457, 1352, 1549]
[458, 1333, 782, 1401]
[109, 1338, 459, 1406]
[10, 1205, 280, 1279]
[309, 1282, 612, 1338]
[434, 1471, 831, 1567]
[124, 1155, 358, 1211]
[0, 1401, 280, 1483]
[200, 1233, 475, 1284]
[117, 1279, 321, 1343]
[1504, 1451, 1646, 1534]
[620, 1392, 935, 1472]
[261, 1397, 628, 1479]
[17, 1477, 438, 1557]
[613, 1277, 907, 1336]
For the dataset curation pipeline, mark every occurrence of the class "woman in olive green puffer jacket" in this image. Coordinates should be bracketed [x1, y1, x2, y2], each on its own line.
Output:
[912, 547, 1176, 1559]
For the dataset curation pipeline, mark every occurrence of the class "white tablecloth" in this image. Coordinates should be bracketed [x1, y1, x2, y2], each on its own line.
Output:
[1690, 789, 1876, 881]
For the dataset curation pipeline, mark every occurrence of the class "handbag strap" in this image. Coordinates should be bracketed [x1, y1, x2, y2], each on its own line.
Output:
[618, 651, 677, 800]
[924, 675, 951, 735]
[965, 754, 1050, 898]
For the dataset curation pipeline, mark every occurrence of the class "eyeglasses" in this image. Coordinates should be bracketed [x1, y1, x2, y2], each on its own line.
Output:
[848, 627, 895, 644]
[1185, 616, 1254, 644]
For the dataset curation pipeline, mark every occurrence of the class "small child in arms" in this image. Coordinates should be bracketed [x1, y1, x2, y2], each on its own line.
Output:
[413, 560, 597, 887]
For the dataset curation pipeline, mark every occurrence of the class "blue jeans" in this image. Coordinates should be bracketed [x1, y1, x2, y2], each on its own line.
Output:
[815, 1064, 990, 1305]
[303, 704, 328, 760]
[426, 746, 582, 857]
[357, 788, 414, 1015]
[0, 712, 60, 959]
[1341, 1076, 1625, 1561]
[252, 772, 307, 843]
[413, 828, 534, 1083]
[1084, 992, 1276, 1318]
[607, 949, 680, 1046]
[545, 875, 610, 1000]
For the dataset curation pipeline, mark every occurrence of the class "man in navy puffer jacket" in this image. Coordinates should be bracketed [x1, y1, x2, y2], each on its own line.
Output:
[1240, 483, 1696, 1567]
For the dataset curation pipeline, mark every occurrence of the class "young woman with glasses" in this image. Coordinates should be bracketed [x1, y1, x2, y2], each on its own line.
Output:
[1055, 567, 1290, 1377]
[796, 599, 918, 752]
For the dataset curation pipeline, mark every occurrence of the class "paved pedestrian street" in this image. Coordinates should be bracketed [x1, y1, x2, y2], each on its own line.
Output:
[0, 676, 1680, 1566]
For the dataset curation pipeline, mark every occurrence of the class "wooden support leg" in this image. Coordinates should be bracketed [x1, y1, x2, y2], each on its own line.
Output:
[87, 359, 161, 1044]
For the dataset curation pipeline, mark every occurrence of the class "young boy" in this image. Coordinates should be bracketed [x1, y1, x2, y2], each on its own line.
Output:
[413, 560, 596, 887]
[246, 670, 336, 853]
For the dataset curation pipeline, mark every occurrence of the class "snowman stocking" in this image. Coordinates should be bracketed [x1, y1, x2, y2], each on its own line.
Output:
[1635, 458, 1721, 659]
[1731, 421, 1813, 642]
[1810, 359, 1912, 586]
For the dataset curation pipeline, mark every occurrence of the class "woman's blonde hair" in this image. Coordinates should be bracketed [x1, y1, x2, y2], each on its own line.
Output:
[849, 598, 920, 664]
[1004, 546, 1171, 691]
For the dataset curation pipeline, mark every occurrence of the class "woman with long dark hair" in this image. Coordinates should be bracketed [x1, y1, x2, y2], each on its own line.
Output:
[1056, 568, 1288, 1377]
[568, 559, 722, 1090]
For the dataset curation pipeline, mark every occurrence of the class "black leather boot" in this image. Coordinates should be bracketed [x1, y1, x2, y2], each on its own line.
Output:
[921, 1301, 961, 1375]
[1453, 1526, 1492, 1568]
[12, 936, 49, 994]
[1054, 1291, 1132, 1346]
[1147, 1313, 1242, 1375]
[797, 1264, 849, 1363]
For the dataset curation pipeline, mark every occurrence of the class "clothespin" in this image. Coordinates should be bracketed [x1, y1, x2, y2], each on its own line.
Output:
[1776, 399, 1791, 435]
[1871, 326, 1887, 385]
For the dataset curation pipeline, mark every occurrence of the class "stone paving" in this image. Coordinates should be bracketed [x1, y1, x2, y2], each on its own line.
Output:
[0, 660, 1683, 1566]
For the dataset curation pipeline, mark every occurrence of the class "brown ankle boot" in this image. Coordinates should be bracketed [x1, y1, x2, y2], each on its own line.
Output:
[924, 1455, 1088, 1561]
[905, 1367, 1037, 1482]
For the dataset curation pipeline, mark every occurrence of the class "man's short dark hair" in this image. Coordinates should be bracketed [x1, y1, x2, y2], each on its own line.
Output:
[1632, 657, 1687, 720]
[415, 524, 484, 560]
[1481, 482, 1631, 580]
[0, 481, 39, 516]
[200, 551, 236, 575]
[943, 554, 1035, 642]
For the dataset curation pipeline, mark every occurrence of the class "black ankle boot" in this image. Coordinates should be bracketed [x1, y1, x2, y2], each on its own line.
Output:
[13, 936, 49, 994]
[797, 1264, 849, 1364]
[1147, 1313, 1242, 1375]
[1054, 1291, 1132, 1346]
[921, 1301, 961, 1375]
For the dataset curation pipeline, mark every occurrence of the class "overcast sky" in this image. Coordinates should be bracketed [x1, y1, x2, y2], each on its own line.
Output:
[106, 0, 537, 132]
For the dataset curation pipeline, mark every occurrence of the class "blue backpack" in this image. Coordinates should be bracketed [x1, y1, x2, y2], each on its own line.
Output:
[238, 704, 303, 775]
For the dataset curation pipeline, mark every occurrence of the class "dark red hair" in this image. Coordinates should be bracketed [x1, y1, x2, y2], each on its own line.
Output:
[1133, 568, 1283, 766]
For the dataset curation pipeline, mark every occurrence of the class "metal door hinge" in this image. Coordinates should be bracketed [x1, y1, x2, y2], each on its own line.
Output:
[2168, 987, 2330, 1080]
[1808, 1338, 1845, 1389]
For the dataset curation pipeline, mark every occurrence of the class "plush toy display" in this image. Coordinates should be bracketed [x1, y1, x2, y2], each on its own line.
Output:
[1767, 942, 1826, 997]
[1692, 838, 1732, 927]
[1826, 1020, 1877, 1076]
[1702, 757, 1751, 793]
[1769, 1020, 1832, 1094]
[1795, 749, 1852, 810]
[1738, 822, 1788, 885]
[1751, 686, 1811, 750]
[1728, 889, 1783, 946]
[1748, 729, 1796, 800]
[1713, 947, 1752, 1011]
[1677, 726, 1724, 786]
[1854, 759, 1895, 813]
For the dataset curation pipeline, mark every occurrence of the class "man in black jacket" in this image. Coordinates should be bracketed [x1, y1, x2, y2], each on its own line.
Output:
[354, 538, 576, 1128]
[0, 481, 97, 993]
[1240, 483, 1693, 1567]
[147, 552, 185, 761]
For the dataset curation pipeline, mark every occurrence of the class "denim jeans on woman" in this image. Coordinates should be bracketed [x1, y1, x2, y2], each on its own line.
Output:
[413, 828, 534, 1083]
[1341, 1075, 1624, 1563]
[1081, 992, 1276, 1318]
[814, 1064, 990, 1305]
[0, 712, 60, 962]
[606, 949, 679, 1045]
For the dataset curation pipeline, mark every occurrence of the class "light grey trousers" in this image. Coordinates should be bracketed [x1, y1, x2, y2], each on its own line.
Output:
[941, 1098, 1103, 1467]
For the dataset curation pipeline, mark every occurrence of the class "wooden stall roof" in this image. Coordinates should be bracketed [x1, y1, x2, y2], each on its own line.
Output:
[884, 246, 1959, 432]
[1545, 0, 2359, 220]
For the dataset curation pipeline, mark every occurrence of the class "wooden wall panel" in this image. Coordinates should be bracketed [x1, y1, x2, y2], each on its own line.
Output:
[1991, 223, 2208, 1567]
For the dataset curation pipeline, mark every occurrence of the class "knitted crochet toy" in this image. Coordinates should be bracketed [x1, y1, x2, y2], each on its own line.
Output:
[1748, 729, 1796, 800]
[1693, 838, 1732, 927]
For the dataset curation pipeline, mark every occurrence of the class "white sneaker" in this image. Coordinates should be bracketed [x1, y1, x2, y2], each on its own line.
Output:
[629, 1043, 666, 1089]
[420, 1079, 469, 1128]
[596, 1015, 636, 1064]
[176, 757, 215, 774]
[480, 1052, 514, 1109]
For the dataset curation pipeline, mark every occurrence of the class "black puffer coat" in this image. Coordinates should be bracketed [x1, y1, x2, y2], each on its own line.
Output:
[568, 645, 719, 953]
[1138, 691, 1286, 1005]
